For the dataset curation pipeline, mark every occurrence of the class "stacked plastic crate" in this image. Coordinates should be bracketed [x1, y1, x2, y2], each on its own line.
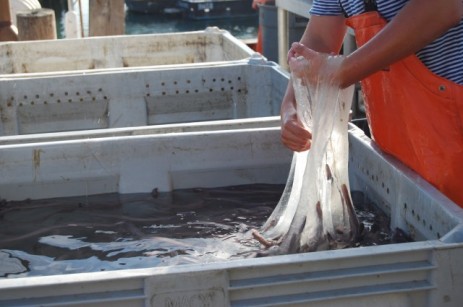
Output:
[0, 27, 462, 306]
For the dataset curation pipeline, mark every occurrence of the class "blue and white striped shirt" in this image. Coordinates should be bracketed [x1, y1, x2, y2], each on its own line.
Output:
[310, 0, 463, 84]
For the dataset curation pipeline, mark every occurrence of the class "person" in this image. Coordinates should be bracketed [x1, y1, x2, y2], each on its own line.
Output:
[280, 0, 463, 207]
[252, 0, 274, 53]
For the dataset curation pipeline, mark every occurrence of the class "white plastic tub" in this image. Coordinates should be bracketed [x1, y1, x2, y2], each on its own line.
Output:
[0, 59, 287, 136]
[0, 27, 256, 77]
[0, 124, 462, 306]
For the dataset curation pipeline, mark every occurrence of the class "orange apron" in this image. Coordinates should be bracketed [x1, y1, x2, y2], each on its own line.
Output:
[346, 11, 463, 207]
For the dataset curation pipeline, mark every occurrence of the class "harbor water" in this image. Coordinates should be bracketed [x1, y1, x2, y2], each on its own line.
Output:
[39, 0, 258, 40]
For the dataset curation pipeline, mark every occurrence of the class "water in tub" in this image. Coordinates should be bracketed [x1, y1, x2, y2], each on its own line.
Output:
[0, 183, 410, 278]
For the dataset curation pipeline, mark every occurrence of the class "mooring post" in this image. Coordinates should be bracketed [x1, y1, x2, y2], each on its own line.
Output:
[89, 0, 125, 36]
[16, 8, 57, 41]
[0, 0, 19, 41]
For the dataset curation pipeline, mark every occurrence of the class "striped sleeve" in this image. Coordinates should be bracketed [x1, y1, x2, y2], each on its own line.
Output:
[308, 0, 463, 84]
[310, 0, 344, 16]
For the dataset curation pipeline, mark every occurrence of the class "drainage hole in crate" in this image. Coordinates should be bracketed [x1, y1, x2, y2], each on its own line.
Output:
[185, 90, 190, 94]
[162, 92, 166, 96]
[145, 84, 149, 88]
[76, 92, 80, 96]
[403, 202, 407, 209]
[50, 93, 54, 97]
[35, 94, 39, 99]
[161, 82, 165, 86]
[57, 99, 61, 103]
[411, 209, 415, 216]
[68, 99, 72, 103]
[187, 80, 191, 84]
[65, 92, 68, 96]
[209, 88, 213, 92]
[174, 81, 178, 85]
[23, 95, 28, 99]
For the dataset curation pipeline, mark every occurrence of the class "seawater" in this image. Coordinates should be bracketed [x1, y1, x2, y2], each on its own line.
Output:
[0, 184, 410, 279]
[0, 184, 280, 278]
[39, 0, 258, 39]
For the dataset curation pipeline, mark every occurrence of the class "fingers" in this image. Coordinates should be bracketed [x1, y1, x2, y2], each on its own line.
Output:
[281, 116, 312, 152]
[289, 42, 319, 61]
[287, 42, 310, 64]
[281, 131, 312, 152]
[287, 48, 297, 64]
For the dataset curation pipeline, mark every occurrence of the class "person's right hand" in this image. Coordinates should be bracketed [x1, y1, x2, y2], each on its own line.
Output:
[280, 87, 312, 152]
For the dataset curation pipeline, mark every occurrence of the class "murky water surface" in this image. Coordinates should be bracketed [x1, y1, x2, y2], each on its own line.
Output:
[0, 184, 411, 278]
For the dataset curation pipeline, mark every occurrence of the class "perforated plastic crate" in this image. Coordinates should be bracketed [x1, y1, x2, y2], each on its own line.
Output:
[0, 58, 287, 136]
[0, 124, 462, 306]
[0, 27, 255, 77]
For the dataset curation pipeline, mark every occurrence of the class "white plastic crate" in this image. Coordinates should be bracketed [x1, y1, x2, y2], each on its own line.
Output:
[0, 116, 281, 146]
[0, 27, 256, 77]
[0, 124, 462, 306]
[0, 58, 287, 136]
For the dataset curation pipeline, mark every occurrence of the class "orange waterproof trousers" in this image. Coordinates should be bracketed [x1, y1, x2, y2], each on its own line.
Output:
[346, 12, 463, 207]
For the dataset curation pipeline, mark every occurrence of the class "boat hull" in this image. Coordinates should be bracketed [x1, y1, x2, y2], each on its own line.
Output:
[125, 0, 177, 14]
[178, 0, 257, 20]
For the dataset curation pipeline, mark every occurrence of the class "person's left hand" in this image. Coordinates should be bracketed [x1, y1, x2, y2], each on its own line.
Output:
[288, 42, 344, 88]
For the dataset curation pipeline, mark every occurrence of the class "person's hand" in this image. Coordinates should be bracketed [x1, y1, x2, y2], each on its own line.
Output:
[288, 42, 344, 87]
[281, 42, 346, 152]
[280, 85, 312, 152]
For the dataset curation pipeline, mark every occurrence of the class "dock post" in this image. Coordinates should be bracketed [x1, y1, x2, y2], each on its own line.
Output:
[89, 0, 125, 36]
[0, 0, 19, 41]
[16, 8, 57, 41]
[277, 7, 288, 70]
